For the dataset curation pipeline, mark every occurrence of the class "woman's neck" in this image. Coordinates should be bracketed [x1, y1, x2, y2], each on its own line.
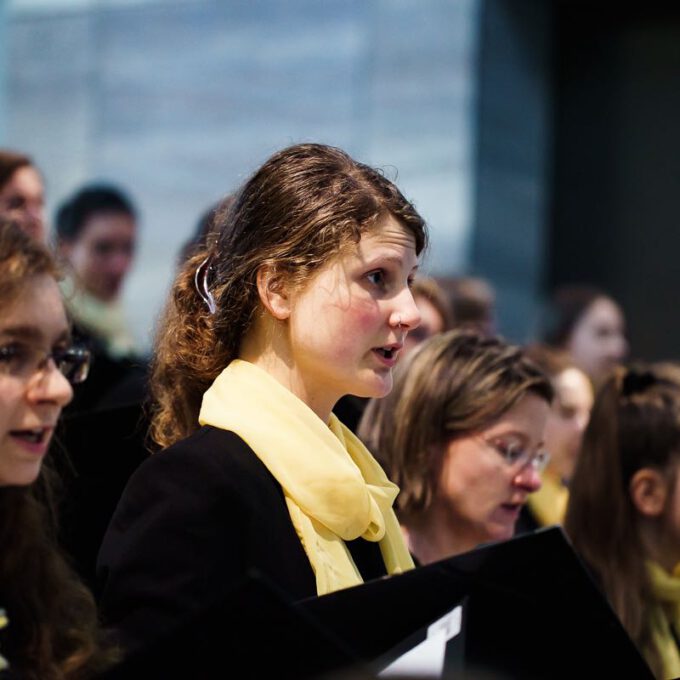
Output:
[239, 322, 334, 423]
[403, 515, 476, 565]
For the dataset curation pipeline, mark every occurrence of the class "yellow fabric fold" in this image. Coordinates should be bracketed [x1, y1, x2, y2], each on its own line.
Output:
[526, 469, 569, 527]
[646, 561, 680, 679]
[199, 359, 414, 595]
[60, 277, 137, 358]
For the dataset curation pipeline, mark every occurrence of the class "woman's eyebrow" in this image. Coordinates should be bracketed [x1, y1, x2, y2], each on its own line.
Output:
[0, 325, 43, 342]
[0, 325, 71, 344]
[488, 428, 528, 443]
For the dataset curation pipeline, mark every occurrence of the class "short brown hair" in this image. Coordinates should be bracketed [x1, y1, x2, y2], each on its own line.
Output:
[151, 143, 427, 448]
[359, 329, 553, 520]
[0, 149, 32, 192]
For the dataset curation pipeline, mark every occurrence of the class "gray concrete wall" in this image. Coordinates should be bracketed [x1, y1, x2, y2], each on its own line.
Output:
[472, 0, 553, 342]
[3, 0, 480, 351]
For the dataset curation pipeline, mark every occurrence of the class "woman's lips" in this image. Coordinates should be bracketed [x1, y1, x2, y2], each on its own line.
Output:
[10, 427, 53, 456]
[372, 344, 402, 368]
[498, 502, 523, 521]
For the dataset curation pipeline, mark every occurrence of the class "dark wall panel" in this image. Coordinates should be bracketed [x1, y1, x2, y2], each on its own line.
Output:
[551, 4, 680, 361]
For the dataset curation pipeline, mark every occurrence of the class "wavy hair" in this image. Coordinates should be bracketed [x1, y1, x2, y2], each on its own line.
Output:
[150, 143, 427, 448]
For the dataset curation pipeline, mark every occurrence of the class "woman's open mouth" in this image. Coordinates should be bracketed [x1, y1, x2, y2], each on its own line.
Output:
[10, 427, 52, 454]
[372, 344, 401, 366]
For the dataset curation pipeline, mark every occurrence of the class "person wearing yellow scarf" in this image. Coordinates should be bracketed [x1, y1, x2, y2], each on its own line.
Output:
[200, 359, 413, 595]
[646, 561, 680, 679]
[0, 608, 7, 672]
[525, 469, 570, 528]
[97, 143, 427, 658]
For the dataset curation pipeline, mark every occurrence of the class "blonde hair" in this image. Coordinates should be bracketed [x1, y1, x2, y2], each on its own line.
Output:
[359, 329, 552, 520]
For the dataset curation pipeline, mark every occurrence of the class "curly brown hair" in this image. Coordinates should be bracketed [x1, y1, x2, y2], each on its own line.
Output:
[150, 143, 427, 448]
[0, 221, 115, 679]
[359, 329, 553, 521]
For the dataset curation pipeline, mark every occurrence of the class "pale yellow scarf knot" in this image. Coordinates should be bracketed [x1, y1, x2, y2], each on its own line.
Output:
[199, 359, 414, 595]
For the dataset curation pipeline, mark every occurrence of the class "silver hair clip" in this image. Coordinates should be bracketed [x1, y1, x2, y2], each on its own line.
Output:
[194, 255, 216, 315]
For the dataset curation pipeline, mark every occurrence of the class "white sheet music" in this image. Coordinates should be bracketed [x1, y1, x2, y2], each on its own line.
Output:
[378, 605, 462, 678]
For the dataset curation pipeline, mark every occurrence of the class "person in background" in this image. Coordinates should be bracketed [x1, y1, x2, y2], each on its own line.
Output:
[515, 344, 594, 533]
[441, 275, 496, 336]
[55, 184, 137, 359]
[0, 221, 114, 679]
[359, 329, 552, 565]
[55, 184, 144, 411]
[401, 277, 453, 359]
[0, 150, 46, 243]
[566, 363, 680, 679]
[544, 284, 628, 387]
[177, 196, 234, 266]
[97, 143, 423, 655]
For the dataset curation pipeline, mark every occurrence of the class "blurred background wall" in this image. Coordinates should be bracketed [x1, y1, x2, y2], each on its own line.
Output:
[2, 0, 680, 360]
[0, 0, 480, 351]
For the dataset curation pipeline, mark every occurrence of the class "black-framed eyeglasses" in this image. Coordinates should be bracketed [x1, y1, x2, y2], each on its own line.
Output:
[477, 436, 551, 473]
[0, 342, 91, 385]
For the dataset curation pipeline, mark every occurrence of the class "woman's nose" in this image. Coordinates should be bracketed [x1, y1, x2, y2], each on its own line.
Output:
[390, 288, 421, 331]
[514, 463, 542, 493]
[27, 362, 74, 408]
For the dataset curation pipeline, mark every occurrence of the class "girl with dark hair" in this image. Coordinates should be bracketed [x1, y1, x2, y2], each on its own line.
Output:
[566, 363, 680, 679]
[0, 150, 45, 243]
[0, 221, 113, 679]
[358, 329, 553, 564]
[97, 143, 426, 654]
[544, 284, 628, 386]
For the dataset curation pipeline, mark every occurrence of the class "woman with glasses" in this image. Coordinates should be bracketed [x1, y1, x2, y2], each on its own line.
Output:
[359, 329, 553, 564]
[566, 363, 680, 679]
[0, 221, 112, 678]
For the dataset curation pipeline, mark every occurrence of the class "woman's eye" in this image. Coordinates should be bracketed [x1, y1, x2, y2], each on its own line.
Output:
[367, 270, 385, 287]
[0, 344, 27, 372]
[495, 440, 524, 462]
[0, 344, 18, 361]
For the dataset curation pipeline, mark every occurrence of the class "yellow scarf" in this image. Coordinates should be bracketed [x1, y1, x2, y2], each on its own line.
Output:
[198, 359, 414, 595]
[646, 561, 680, 679]
[60, 277, 137, 359]
[526, 469, 569, 527]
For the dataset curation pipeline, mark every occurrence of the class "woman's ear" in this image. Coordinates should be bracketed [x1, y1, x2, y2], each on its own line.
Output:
[629, 468, 668, 517]
[256, 263, 291, 320]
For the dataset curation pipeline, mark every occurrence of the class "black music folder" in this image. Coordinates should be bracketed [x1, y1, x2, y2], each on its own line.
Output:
[298, 527, 654, 679]
[96, 528, 653, 679]
[97, 570, 363, 680]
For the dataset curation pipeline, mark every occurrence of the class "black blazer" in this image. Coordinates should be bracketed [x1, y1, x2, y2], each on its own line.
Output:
[96, 426, 385, 653]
